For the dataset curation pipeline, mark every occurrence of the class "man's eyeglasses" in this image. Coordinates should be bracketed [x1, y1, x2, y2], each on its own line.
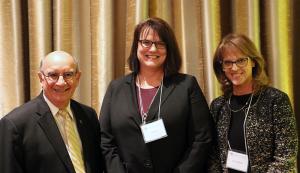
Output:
[41, 71, 76, 82]
[139, 40, 166, 49]
[222, 57, 249, 69]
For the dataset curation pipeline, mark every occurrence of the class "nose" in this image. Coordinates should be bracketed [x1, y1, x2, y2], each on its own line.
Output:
[56, 75, 66, 85]
[231, 63, 238, 70]
[149, 43, 157, 51]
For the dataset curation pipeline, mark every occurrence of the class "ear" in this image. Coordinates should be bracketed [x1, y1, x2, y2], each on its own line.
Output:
[75, 71, 81, 80]
[38, 72, 43, 82]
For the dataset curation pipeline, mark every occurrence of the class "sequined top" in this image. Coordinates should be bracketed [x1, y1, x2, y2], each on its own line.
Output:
[208, 87, 298, 172]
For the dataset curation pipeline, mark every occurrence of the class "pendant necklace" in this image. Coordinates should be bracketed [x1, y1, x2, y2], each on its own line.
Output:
[137, 75, 163, 124]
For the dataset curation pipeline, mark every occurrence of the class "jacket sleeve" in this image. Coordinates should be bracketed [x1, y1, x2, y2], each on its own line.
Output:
[174, 76, 215, 173]
[0, 117, 24, 173]
[267, 92, 298, 172]
[99, 82, 126, 173]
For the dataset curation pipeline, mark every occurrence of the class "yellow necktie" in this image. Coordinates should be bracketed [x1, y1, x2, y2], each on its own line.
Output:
[58, 109, 86, 173]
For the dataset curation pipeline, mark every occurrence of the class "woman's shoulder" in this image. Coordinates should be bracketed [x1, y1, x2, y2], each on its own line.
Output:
[260, 86, 290, 99]
[210, 95, 226, 108]
[255, 86, 293, 110]
[108, 73, 134, 87]
[168, 73, 199, 84]
[209, 95, 227, 121]
[169, 73, 195, 80]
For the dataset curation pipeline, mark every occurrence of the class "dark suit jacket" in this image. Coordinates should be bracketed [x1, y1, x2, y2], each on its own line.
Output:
[0, 93, 106, 173]
[100, 73, 214, 173]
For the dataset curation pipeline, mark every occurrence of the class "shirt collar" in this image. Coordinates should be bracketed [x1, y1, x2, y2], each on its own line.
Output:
[43, 93, 73, 119]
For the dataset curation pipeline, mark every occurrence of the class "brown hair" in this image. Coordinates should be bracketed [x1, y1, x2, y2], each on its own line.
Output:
[127, 17, 182, 77]
[213, 33, 269, 96]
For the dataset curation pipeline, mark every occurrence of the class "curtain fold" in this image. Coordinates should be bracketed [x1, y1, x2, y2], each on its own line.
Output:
[90, 0, 114, 111]
[28, 0, 52, 98]
[75, 0, 92, 106]
[232, 0, 260, 46]
[0, 2, 299, 149]
[264, 0, 294, 104]
[201, 0, 221, 102]
[0, 0, 24, 115]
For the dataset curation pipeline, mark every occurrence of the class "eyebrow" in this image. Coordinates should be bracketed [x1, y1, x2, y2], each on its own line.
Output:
[223, 57, 247, 60]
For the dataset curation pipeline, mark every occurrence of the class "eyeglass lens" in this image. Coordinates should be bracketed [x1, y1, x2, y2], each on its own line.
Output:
[44, 72, 75, 82]
[140, 40, 166, 49]
[222, 57, 248, 69]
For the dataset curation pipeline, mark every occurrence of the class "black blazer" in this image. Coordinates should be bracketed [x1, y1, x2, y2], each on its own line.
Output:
[100, 73, 214, 173]
[0, 93, 106, 173]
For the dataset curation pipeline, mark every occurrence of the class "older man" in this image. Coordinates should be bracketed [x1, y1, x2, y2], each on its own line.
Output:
[0, 51, 106, 173]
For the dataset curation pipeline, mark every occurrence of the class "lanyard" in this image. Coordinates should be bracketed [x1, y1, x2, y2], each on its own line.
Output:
[137, 76, 163, 124]
[227, 93, 254, 155]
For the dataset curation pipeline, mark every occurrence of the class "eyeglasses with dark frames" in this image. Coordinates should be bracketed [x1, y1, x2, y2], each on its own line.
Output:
[139, 40, 166, 49]
[41, 71, 77, 82]
[222, 57, 249, 69]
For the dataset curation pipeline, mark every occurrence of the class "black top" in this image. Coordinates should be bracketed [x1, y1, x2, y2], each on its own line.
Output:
[228, 94, 251, 173]
[228, 94, 252, 152]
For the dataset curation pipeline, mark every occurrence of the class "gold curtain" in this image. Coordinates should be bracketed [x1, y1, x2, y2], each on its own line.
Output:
[0, 0, 24, 115]
[0, 1, 299, 165]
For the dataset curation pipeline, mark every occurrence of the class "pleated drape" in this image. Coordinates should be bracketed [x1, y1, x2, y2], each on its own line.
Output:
[0, 0, 24, 115]
[90, 0, 114, 111]
[0, 1, 299, 147]
[28, 0, 52, 98]
[263, 0, 294, 103]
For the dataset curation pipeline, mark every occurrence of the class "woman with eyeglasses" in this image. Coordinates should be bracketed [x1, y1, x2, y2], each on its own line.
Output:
[99, 17, 214, 173]
[208, 33, 298, 172]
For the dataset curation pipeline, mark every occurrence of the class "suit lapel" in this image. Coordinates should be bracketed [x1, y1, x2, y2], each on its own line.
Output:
[126, 74, 143, 125]
[70, 102, 91, 173]
[36, 95, 75, 173]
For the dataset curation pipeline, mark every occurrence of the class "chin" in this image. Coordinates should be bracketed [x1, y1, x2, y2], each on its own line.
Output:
[55, 100, 70, 107]
[231, 80, 243, 86]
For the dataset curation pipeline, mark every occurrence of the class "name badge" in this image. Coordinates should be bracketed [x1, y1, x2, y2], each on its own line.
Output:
[140, 119, 168, 143]
[226, 150, 248, 172]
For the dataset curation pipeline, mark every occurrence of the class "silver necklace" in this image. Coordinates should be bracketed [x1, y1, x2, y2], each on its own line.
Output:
[137, 75, 163, 124]
[228, 93, 253, 112]
[228, 92, 253, 155]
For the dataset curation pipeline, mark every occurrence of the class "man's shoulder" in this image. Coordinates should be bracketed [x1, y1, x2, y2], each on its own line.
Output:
[1, 95, 46, 125]
[70, 100, 99, 128]
[70, 99, 94, 111]
[70, 99, 97, 117]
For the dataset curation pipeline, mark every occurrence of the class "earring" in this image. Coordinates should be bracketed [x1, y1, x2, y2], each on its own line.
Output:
[224, 78, 231, 85]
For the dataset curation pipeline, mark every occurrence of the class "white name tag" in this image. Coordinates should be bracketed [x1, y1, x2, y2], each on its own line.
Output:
[140, 119, 168, 143]
[226, 150, 248, 172]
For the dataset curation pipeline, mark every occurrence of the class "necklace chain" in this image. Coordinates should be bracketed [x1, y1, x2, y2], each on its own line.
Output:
[139, 86, 160, 117]
[228, 94, 252, 112]
[137, 75, 163, 124]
